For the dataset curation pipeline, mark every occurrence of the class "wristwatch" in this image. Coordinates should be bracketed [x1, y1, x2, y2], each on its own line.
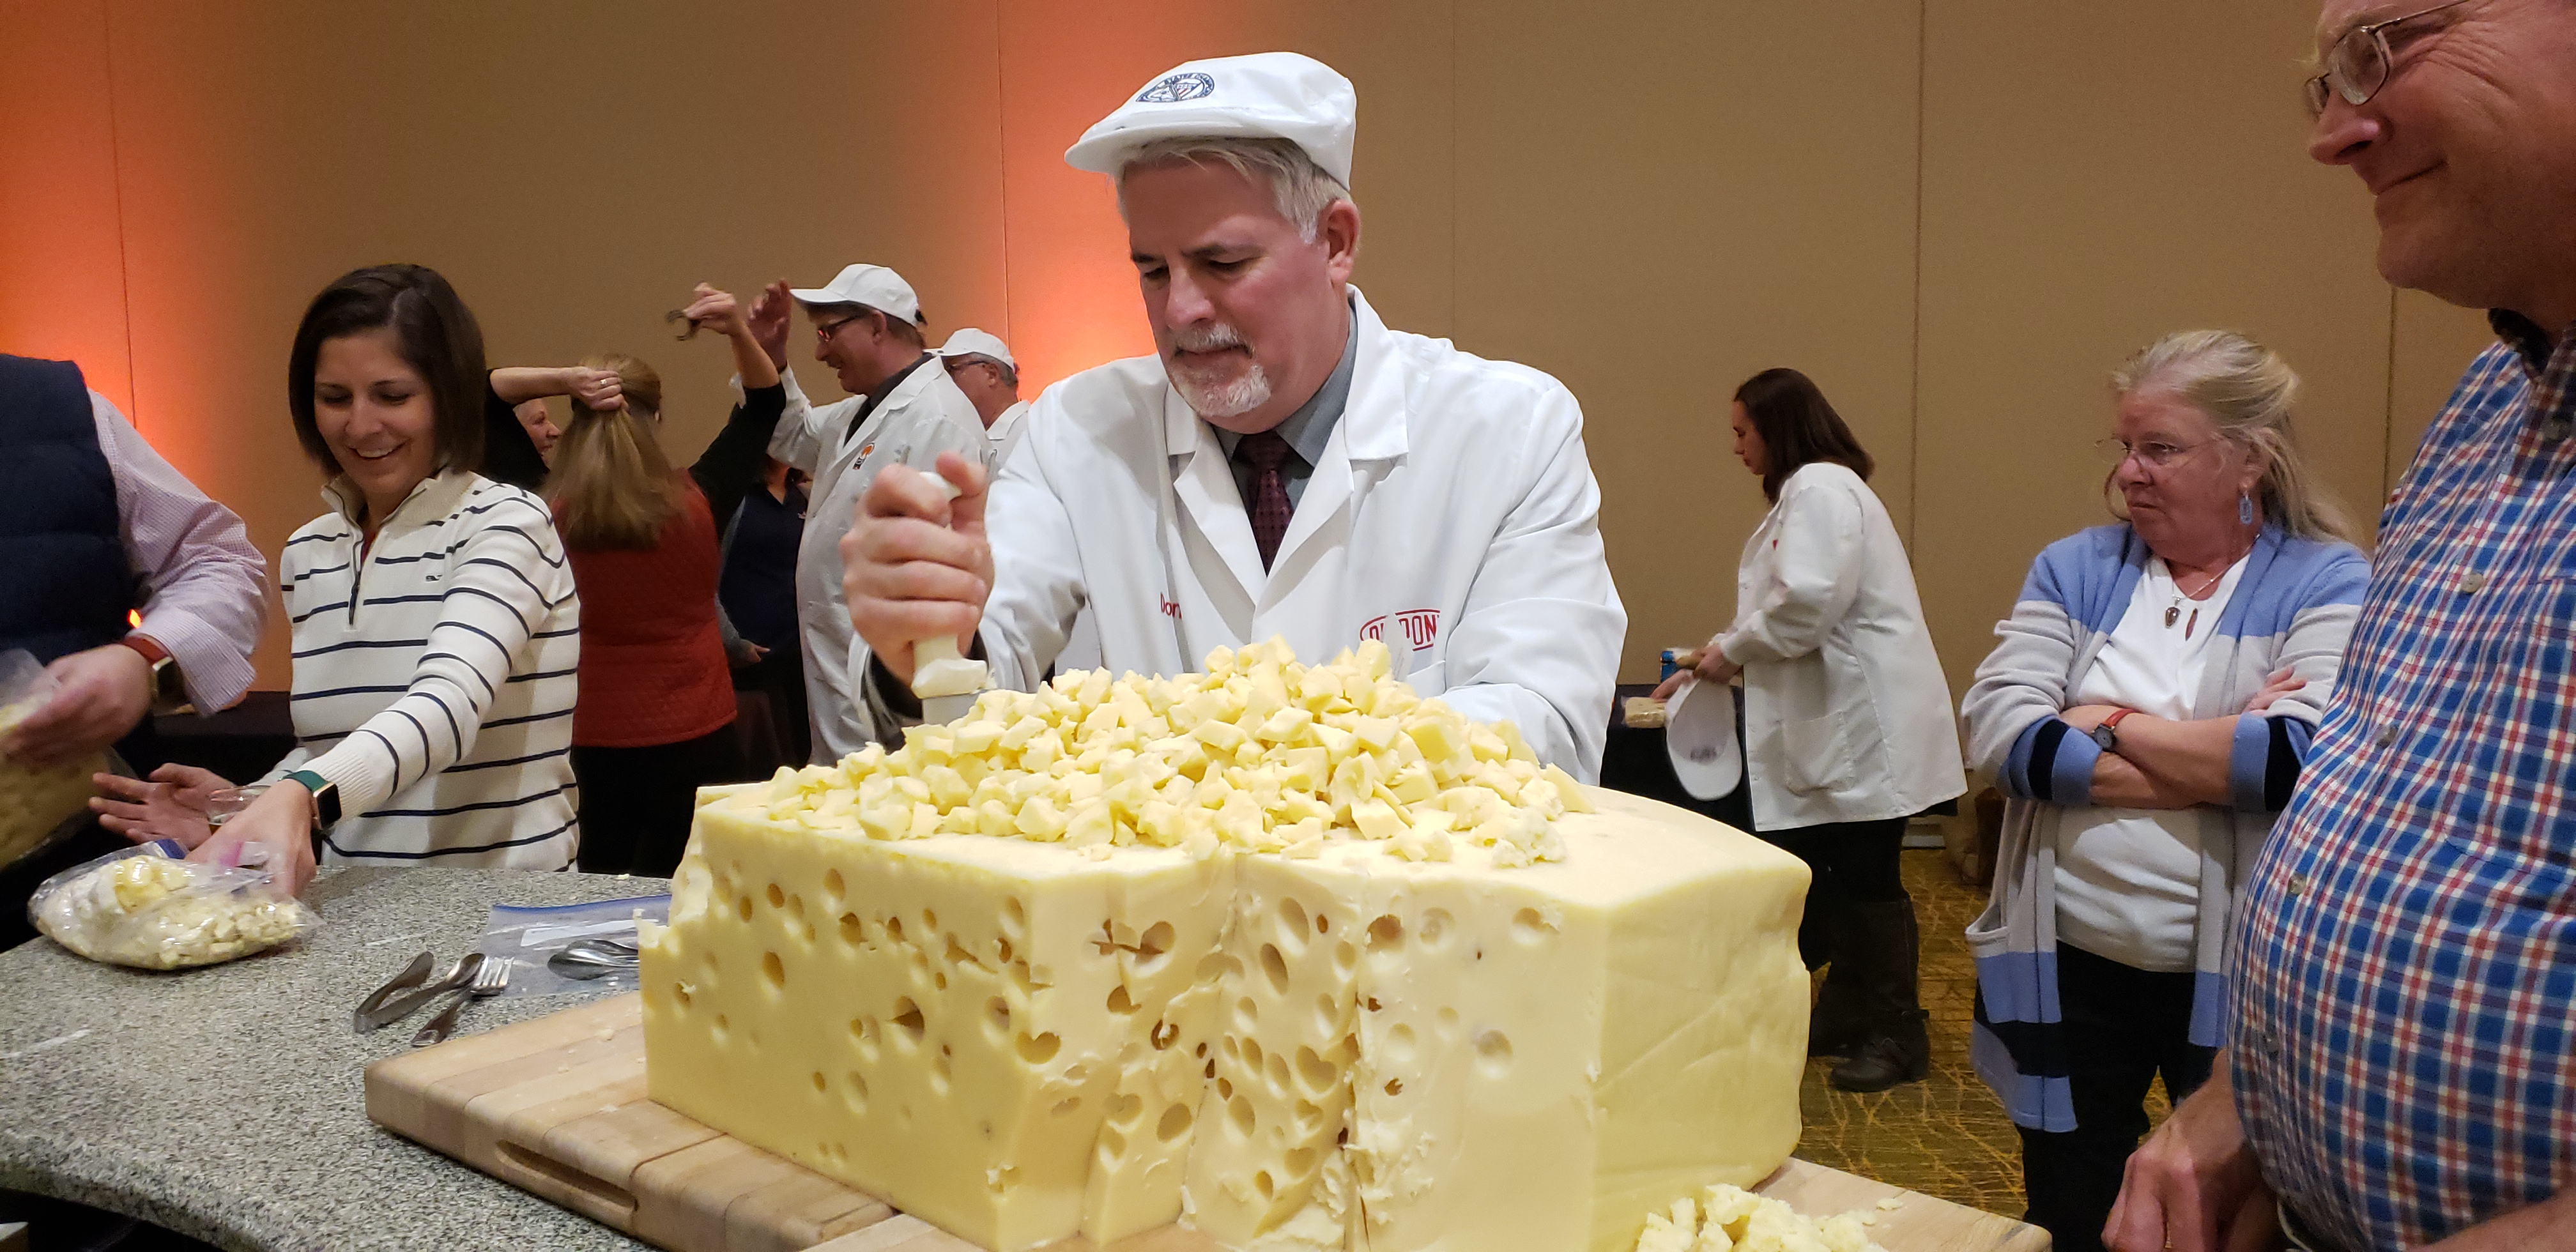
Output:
[284, 768, 342, 829]
[2088, 707, 2137, 753]
[116, 634, 195, 717]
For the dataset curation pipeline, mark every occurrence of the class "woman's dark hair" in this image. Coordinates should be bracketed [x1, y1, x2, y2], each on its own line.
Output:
[287, 264, 486, 476]
[1735, 367, 1874, 502]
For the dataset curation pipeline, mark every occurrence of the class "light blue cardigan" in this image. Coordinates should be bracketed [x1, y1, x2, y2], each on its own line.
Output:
[1959, 523, 2366, 1131]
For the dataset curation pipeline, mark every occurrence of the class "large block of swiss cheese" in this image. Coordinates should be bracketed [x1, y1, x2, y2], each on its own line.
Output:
[642, 786, 1810, 1252]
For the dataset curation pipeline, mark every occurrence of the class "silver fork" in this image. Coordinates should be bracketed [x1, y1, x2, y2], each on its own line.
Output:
[411, 956, 510, 1048]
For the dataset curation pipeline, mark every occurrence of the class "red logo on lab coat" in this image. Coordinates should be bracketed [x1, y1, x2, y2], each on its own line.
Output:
[1159, 596, 1180, 619]
[1360, 609, 1440, 652]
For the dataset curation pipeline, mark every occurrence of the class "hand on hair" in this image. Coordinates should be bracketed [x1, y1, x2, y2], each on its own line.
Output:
[747, 279, 793, 371]
[684, 284, 746, 338]
[567, 367, 624, 413]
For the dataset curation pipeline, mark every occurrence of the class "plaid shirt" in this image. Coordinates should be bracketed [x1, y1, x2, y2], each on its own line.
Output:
[2234, 313, 2576, 1249]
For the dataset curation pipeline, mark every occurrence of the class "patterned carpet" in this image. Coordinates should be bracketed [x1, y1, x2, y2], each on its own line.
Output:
[1785, 849, 2169, 1221]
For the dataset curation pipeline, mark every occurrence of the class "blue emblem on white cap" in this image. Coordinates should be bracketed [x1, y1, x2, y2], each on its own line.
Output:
[1137, 72, 1216, 104]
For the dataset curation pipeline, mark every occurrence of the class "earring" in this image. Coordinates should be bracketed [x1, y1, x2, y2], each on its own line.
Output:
[2239, 492, 2255, 526]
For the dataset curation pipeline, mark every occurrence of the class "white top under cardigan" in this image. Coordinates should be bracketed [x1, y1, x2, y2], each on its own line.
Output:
[2054, 554, 2249, 972]
[1713, 462, 1965, 830]
[267, 471, 581, 868]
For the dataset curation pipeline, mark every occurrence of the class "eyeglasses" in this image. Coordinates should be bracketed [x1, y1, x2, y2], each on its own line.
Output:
[2096, 436, 2212, 469]
[813, 314, 864, 344]
[2304, 0, 2473, 119]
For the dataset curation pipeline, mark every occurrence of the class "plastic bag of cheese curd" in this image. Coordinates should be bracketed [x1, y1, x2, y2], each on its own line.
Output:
[0, 648, 107, 872]
[29, 841, 318, 970]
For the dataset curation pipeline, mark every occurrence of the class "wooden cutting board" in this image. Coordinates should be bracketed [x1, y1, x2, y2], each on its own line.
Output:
[365, 995, 2047, 1252]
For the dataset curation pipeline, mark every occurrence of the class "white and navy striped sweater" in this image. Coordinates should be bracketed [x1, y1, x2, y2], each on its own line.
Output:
[266, 471, 581, 868]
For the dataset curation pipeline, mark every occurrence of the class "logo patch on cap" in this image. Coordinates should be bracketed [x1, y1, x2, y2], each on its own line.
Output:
[1137, 72, 1215, 103]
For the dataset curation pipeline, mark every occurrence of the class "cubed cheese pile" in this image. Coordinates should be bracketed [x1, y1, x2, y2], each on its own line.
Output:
[1632, 1184, 1890, 1252]
[643, 646, 1814, 1252]
[753, 638, 1591, 867]
[32, 853, 312, 969]
[0, 695, 104, 869]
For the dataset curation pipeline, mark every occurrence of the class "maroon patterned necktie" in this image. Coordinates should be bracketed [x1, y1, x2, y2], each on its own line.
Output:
[1238, 430, 1294, 570]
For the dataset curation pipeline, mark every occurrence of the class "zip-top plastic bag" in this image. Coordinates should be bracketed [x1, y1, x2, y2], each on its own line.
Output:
[29, 840, 319, 970]
[0, 648, 106, 871]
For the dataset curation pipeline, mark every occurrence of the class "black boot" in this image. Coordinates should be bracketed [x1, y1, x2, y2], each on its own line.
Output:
[1806, 896, 1869, 1057]
[1828, 898, 1930, 1092]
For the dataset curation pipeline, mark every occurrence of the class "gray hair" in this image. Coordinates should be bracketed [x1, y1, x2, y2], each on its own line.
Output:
[1115, 135, 1354, 243]
[952, 353, 1018, 388]
[2110, 330, 2361, 547]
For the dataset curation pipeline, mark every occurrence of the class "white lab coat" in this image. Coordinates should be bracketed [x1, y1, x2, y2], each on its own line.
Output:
[987, 399, 1031, 468]
[930, 287, 1625, 780]
[1715, 462, 1964, 830]
[773, 360, 987, 761]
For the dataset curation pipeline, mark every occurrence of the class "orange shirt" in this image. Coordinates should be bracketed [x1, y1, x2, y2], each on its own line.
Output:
[559, 477, 737, 748]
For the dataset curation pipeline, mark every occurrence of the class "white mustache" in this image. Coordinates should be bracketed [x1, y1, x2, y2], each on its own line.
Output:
[1169, 323, 1248, 355]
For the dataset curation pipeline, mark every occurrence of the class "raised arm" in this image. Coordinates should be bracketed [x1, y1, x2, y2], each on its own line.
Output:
[677, 283, 790, 530]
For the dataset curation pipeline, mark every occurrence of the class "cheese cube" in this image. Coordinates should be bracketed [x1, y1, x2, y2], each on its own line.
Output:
[647, 787, 1809, 1252]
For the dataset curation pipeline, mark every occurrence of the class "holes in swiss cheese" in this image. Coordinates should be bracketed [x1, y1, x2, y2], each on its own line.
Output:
[839, 913, 863, 945]
[891, 998, 926, 1046]
[822, 868, 845, 904]
[1294, 1046, 1335, 1094]
[1259, 943, 1291, 995]
[762, 950, 786, 991]
[1157, 1101, 1194, 1142]
[1512, 906, 1557, 943]
[1276, 897, 1310, 949]
[1134, 920, 1176, 971]
[985, 998, 1011, 1039]
[1366, 914, 1404, 953]
[1017, 1031, 1062, 1065]
[1107, 984, 1140, 1014]
[1475, 1028, 1515, 1077]
[1418, 908, 1453, 950]
[766, 883, 785, 910]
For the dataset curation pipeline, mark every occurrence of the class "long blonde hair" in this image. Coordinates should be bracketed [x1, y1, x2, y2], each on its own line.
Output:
[548, 353, 678, 551]
[2108, 330, 2361, 547]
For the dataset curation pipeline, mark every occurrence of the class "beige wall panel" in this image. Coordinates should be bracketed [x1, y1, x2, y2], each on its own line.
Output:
[96, 0, 1009, 688]
[2387, 287, 2504, 487]
[992, 0, 1454, 394]
[0, 0, 135, 415]
[1455, 0, 1924, 682]
[1915, 1, 2391, 706]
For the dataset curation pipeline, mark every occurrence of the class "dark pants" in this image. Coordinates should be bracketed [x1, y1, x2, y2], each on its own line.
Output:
[2018, 942, 2218, 1252]
[1759, 816, 1909, 968]
[571, 724, 746, 879]
[733, 648, 810, 770]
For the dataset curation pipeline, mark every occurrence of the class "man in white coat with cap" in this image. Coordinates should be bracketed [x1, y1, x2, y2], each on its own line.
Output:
[933, 328, 1033, 466]
[750, 263, 986, 761]
[841, 52, 1625, 778]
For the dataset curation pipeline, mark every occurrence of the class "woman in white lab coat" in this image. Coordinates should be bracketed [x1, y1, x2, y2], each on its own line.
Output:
[1652, 368, 1965, 1091]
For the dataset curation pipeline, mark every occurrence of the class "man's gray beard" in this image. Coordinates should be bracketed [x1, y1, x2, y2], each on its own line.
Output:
[1171, 359, 1273, 420]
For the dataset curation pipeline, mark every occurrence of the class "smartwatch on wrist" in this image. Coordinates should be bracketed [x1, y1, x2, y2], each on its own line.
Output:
[284, 768, 341, 828]
[116, 634, 195, 717]
[2088, 707, 2137, 754]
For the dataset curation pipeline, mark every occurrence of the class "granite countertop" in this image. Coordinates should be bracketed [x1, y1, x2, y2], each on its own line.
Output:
[0, 867, 669, 1252]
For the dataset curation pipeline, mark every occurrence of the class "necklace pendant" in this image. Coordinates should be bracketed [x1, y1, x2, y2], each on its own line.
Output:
[2164, 606, 2180, 629]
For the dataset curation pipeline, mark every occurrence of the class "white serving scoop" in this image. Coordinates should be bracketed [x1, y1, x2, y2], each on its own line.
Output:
[910, 477, 990, 724]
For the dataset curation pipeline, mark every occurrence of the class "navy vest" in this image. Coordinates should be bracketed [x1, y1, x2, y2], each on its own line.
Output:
[0, 355, 135, 665]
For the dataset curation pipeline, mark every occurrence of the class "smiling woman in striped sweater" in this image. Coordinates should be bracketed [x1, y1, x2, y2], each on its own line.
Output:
[96, 265, 581, 893]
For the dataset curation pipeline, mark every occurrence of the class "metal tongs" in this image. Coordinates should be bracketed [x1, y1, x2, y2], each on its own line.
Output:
[546, 936, 640, 981]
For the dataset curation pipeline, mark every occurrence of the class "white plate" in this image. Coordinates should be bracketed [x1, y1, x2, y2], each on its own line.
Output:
[1664, 679, 1742, 800]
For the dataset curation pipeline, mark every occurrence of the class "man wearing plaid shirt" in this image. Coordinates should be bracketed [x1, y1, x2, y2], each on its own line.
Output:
[2106, 2, 2576, 1249]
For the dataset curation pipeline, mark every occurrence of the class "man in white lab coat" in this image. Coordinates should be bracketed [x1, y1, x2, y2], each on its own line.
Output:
[746, 263, 986, 761]
[932, 328, 1033, 467]
[841, 52, 1624, 778]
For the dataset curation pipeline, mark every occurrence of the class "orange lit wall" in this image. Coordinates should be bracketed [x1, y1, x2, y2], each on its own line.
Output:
[1, 1, 2499, 700]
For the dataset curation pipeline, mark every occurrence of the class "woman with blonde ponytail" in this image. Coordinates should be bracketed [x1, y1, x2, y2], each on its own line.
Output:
[546, 292, 791, 874]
